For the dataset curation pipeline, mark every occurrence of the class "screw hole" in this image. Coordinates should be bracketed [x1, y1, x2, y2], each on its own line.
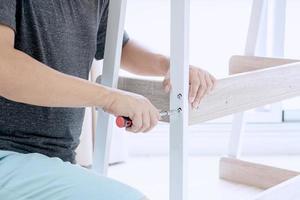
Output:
[177, 94, 182, 99]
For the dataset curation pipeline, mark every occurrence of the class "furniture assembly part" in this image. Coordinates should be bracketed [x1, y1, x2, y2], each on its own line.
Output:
[229, 56, 299, 74]
[190, 62, 300, 124]
[229, 0, 267, 159]
[100, 61, 300, 126]
[93, 0, 299, 199]
[93, 0, 128, 175]
[224, 0, 292, 193]
[220, 157, 300, 190]
[169, 0, 190, 199]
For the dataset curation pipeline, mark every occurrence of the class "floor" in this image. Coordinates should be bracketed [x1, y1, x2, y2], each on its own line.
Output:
[108, 156, 300, 200]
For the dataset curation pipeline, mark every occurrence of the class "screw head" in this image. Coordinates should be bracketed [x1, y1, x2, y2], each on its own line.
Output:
[177, 94, 182, 99]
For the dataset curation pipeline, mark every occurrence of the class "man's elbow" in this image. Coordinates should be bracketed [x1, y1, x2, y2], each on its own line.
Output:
[0, 69, 10, 98]
[0, 25, 18, 98]
[0, 58, 15, 99]
[0, 78, 18, 102]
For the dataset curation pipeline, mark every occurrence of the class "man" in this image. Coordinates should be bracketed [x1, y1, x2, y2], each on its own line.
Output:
[0, 0, 216, 199]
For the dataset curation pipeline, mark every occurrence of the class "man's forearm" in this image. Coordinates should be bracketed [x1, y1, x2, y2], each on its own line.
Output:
[121, 40, 170, 76]
[0, 48, 111, 108]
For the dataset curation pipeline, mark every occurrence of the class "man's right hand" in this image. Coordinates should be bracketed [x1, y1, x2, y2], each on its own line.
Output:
[103, 89, 160, 133]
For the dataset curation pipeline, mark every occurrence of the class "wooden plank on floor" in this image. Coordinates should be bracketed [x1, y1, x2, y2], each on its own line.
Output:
[219, 157, 300, 189]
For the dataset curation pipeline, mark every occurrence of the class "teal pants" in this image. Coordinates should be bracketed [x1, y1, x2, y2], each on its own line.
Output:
[0, 150, 145, 200]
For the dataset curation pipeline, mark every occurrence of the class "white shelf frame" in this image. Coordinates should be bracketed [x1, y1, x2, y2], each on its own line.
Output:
[170, 0, 190, 199]
[228, 0, 287, 158]
[93, 0, 191, 199]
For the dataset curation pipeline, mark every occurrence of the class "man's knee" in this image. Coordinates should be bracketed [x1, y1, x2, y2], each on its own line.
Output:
[66, 169, 145, 200]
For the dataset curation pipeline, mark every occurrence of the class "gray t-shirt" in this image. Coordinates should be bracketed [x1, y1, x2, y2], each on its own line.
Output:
[0, 0, 129, 163]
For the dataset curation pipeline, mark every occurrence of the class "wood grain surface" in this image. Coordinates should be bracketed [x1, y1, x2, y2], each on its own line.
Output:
[97, 60, 300, 125]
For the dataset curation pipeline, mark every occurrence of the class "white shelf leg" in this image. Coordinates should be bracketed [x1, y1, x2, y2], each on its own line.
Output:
[271, 0, 286, 58]
[255, 0, 268, 57]
[92, 0, 128, 175]
[228, 112, 246, 158]
[268, 0, 287, 121]
[170, 0, 190, 199]
[244, 0, 268, 56]
[228, 0, 267, 158]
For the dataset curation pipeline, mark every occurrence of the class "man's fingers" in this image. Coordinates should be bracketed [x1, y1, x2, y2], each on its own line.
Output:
[163, 79, 171, 93]
[210, 74, 217, 90]
[192, 73, 207, 108]
[126, 113, 142, 133]
[143, 110, 158, 133]
[156, 109, 161, 120]
[140, 111, 151, 133]
[189, 76, 200, 103]
[146, 106, 160, 132]
[205, 73, 213, 93]
[126, 101, 159, 133]
[166, 66, 217, 110]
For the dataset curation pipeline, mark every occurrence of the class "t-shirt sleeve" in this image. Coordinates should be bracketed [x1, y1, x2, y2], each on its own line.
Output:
[0, 0, 17, 31]
[95, 2, 130, 60]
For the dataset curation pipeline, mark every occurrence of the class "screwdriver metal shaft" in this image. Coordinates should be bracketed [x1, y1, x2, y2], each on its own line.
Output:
[116, 109, 181, 128]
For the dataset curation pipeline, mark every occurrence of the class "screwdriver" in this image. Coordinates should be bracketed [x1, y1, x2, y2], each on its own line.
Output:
[116, 109, 181, 128]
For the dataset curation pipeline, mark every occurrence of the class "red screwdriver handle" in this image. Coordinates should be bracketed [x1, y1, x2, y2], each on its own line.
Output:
[116, 116, 132, 128]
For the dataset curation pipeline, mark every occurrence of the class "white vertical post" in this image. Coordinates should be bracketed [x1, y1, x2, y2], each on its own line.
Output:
[255, 0, 268, 57]
[228, 112, 246, 157]
[245, 0, 268, 56]
[269, 0, 286, 120]
[93, 0, 127, 175]
[170, 0, 190, 199]
[271, 0, 286, 58]
[228, 0, 267, 158]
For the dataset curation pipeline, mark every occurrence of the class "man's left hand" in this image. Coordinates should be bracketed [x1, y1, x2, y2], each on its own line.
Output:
[162, 66, 216, 109]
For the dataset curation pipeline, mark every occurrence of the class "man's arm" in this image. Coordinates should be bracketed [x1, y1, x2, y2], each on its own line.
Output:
[121, 40, 217, 109]
[0, 25, 110, 108]
[121, 40, 169, 76]
[0, 25, 159, 133]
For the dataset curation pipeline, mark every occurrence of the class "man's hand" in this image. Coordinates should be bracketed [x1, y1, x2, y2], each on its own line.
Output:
[120, 40, 216, 110]
[103, 89, 160, 133]
[163, 66, 216, 109]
